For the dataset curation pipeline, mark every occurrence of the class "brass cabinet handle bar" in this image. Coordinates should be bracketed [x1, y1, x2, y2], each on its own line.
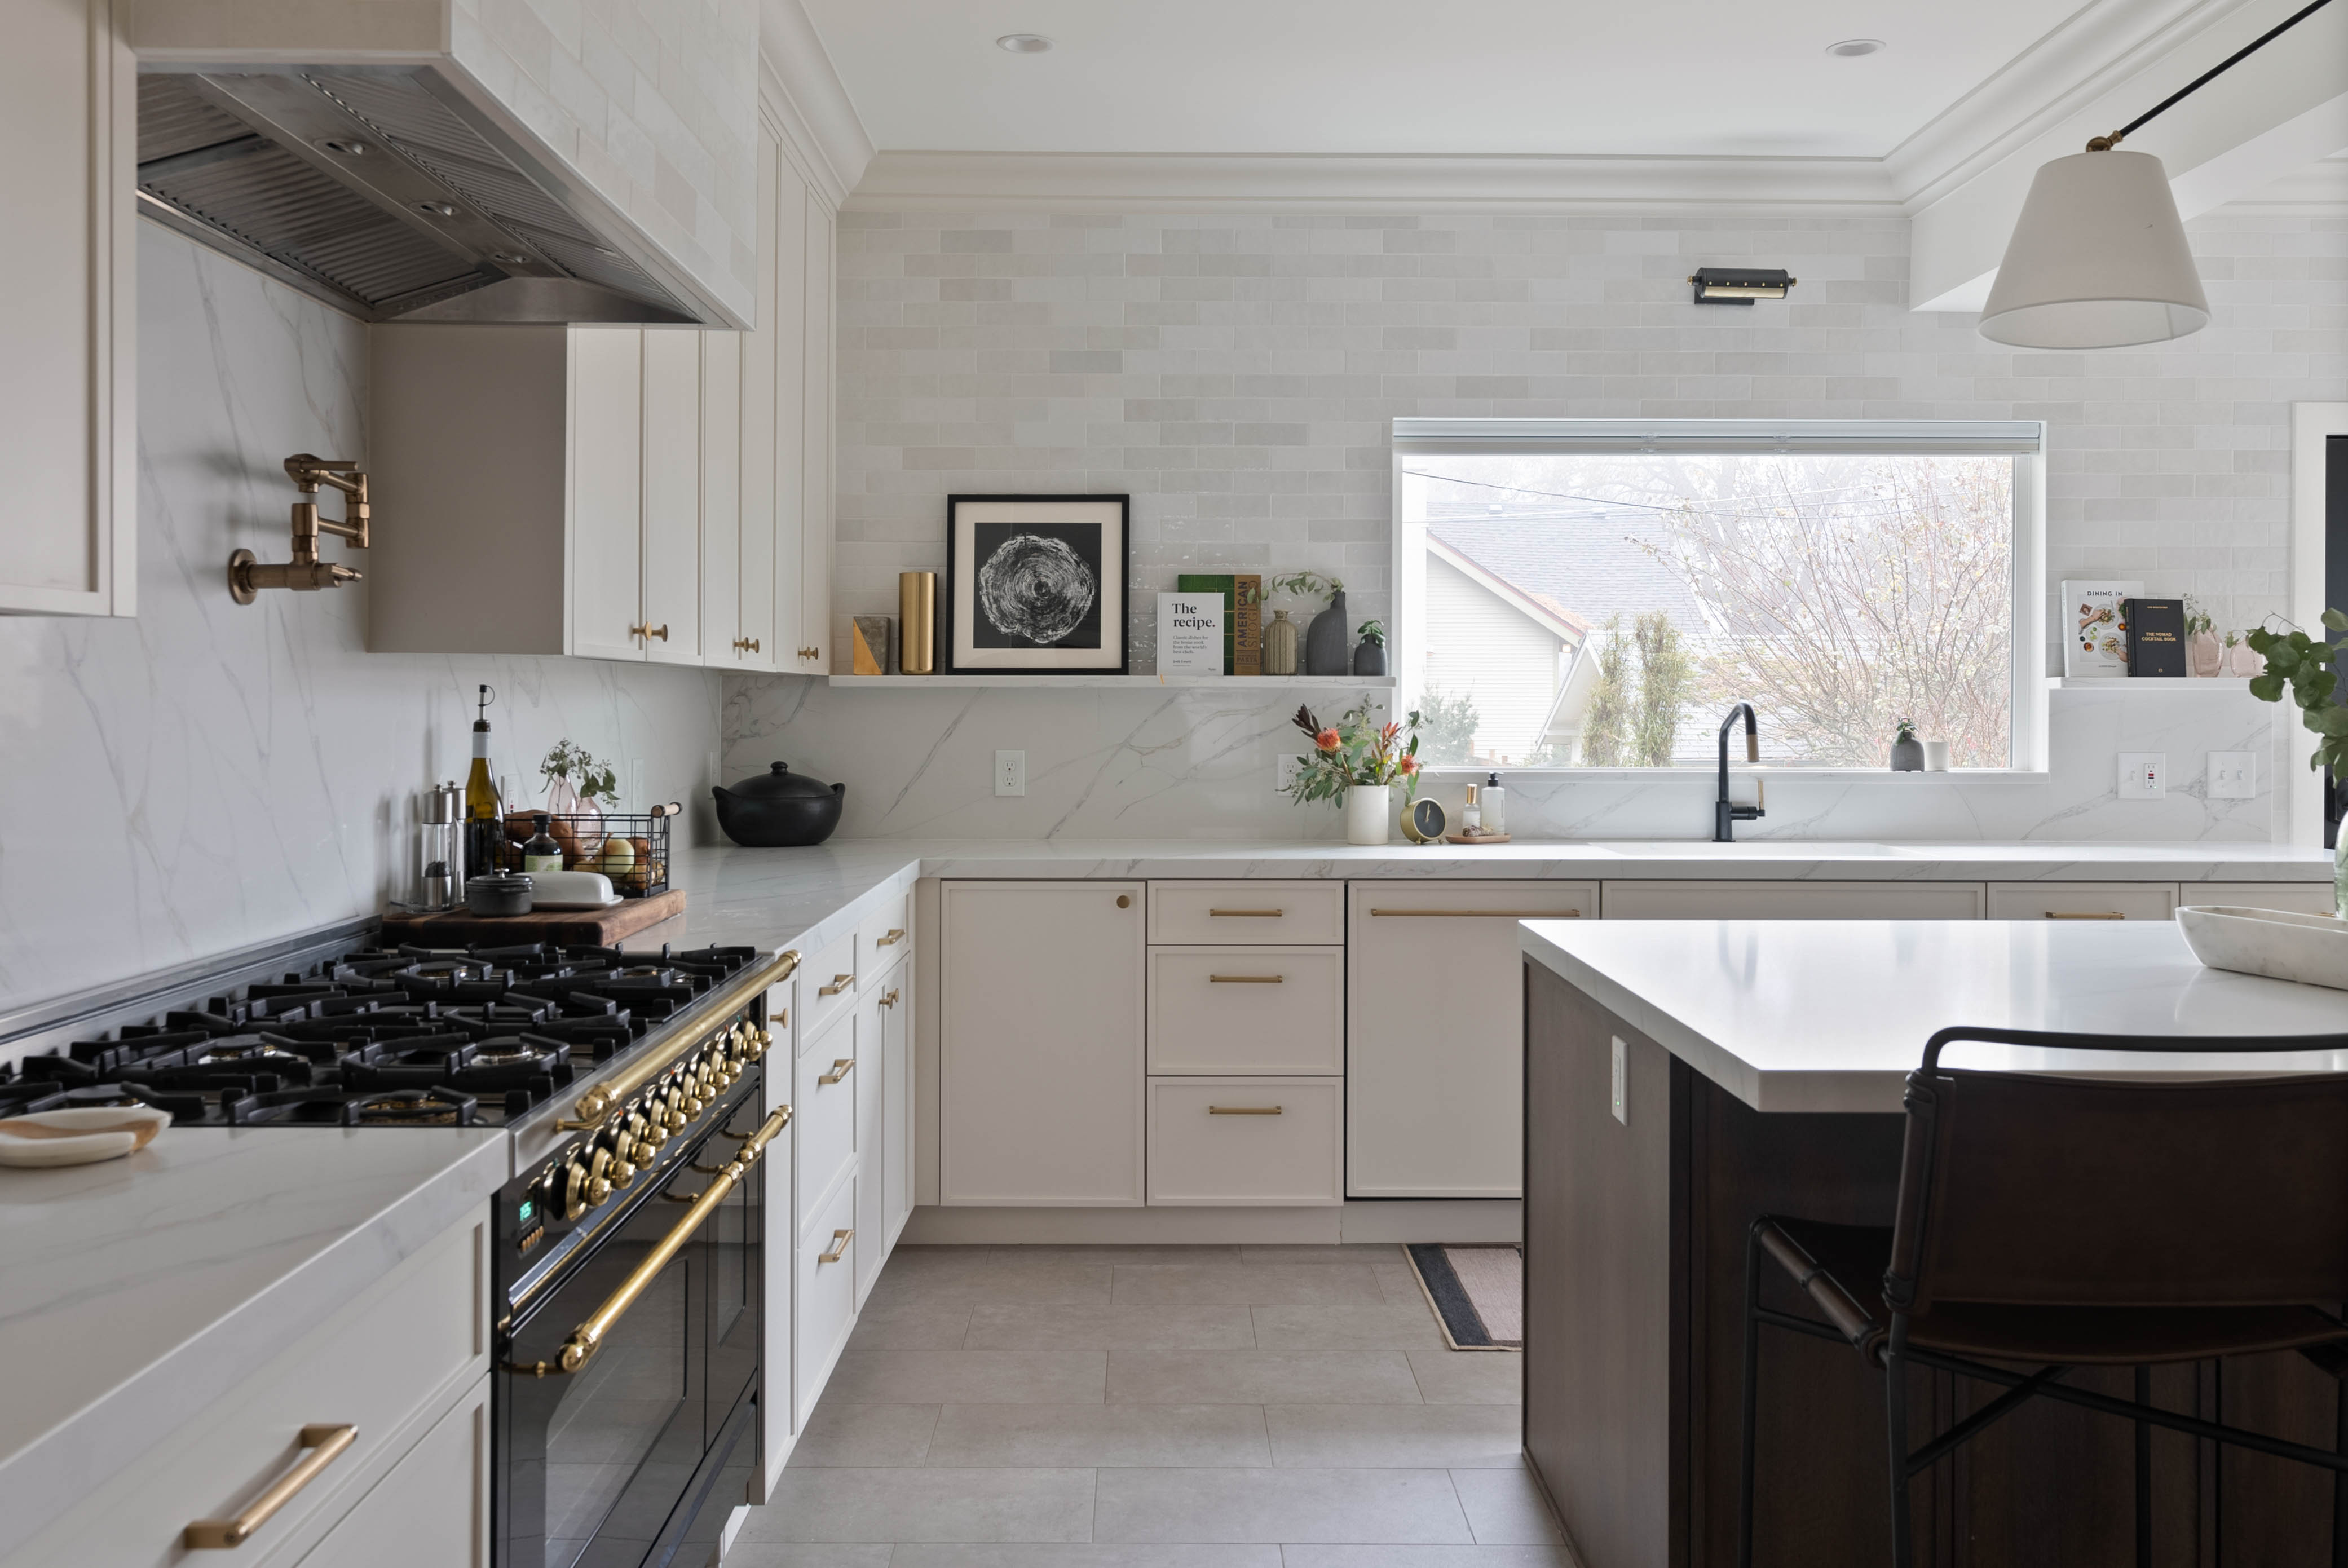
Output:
[819, 1058, 854, 1084]
[819, 973, 854, 996]
[1208, 908, 1285, 917]
[2044, 911, 2128, 920]
[876, 928, 906, 946]
[819, 1227, 854, 1264]
[565, 949, 798, 1125]
[184, 1424, 358, 1548]
[1369, 909, 1583, 917]
[1208, 1105, 1283, 1115]
[519, 1105, 792, 1376]
[1208, 975, 1284, 984]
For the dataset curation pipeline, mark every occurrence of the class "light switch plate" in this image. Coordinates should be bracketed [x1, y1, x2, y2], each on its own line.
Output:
[2208, 750, 2255, 800]
[2118, 753, 2166, 800]
[1610, 1036, 1628, 1125]
[995, 750, 1026, 797]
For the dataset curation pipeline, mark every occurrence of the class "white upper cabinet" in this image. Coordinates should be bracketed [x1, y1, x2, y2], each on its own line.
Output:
[638, 329, 704, 664]
[798, 192, 835, 674]
[2, 0, 133, 617]
[566, 328, 647, 662]
[770, 135, 813, 673]
[700, 330, 745, 666]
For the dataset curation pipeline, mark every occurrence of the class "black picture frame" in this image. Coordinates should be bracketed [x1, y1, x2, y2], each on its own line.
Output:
[943, 494, 1131, 675]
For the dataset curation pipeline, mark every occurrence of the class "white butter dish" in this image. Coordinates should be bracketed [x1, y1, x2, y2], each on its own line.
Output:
[2177, 904, 2348, 992]
[0, 1106, 172, 1168]
[527, 869, 620, 909]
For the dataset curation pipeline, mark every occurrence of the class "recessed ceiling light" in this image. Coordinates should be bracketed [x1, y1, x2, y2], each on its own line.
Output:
[996, 33, 1053, 53]
[417, 200, 458, 218]
[1825, 38, 1886, 57]
[319, 138, 368, 157]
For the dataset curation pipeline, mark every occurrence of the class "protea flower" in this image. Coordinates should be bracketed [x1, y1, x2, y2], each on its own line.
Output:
[1315, 727, 1343, 752]
[1397, 754, 1419, 776]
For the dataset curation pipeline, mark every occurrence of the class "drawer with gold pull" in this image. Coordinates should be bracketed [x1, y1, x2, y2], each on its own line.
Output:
[1984, 882, 2178, 922]
[796, 929, 859, 1051]
[1147, 1077, 1341, 1206]
[1148, 881, 1344, 946]
[795, 1010, 858, 1235]
[1147, 947, 1343, 1074]
[858, 889, 913, 979]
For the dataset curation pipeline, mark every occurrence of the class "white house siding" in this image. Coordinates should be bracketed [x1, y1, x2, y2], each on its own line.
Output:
[1422, 554, 1566, 765]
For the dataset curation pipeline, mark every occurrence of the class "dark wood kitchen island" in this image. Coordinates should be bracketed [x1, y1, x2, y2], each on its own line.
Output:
[1517, 917, 2348, 1568]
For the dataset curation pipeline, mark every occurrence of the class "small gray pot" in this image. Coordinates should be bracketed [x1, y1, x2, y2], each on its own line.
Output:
[1352, 638, 1386, 676]
[1890, 736, 1925, 772]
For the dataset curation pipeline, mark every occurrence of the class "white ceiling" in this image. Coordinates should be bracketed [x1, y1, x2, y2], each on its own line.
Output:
[798, 0, 2106, 160]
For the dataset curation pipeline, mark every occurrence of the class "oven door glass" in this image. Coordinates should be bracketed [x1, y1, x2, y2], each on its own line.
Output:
[500, 1097, 762, 1568]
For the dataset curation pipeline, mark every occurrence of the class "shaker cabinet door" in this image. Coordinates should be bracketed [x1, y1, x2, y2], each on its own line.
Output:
[735, 124, 787, 675]
[700, 330, 743, 666]
[769, 142, 811, 673]
[639, 329, 703, 665]
[797, 191, 834, 674]
[567, 327, 646, 661]
[939, 882, 1146, 1206]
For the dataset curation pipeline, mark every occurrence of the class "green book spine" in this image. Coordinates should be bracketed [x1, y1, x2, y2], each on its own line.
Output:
[1177, 573, 1239, 674]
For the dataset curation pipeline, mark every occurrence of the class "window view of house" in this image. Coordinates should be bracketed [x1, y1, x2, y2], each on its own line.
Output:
[1403, 450, 2017, 769]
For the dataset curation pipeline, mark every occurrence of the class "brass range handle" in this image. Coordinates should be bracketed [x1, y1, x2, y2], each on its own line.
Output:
[2044, 911, 2128, 920]
[818, 1057, 854, 1085]
[183, 1424, 358, 1548]
[1209, 975, 1284, 984]
[732, 636, 761, 653]
[523, 1105, 792, 1376]
[630, 622, 670, 642]
[819, 973, 854, 997]
[818, 1227, 854, 1264]
[1208, 908, 1284, 918]
[1370, 908, 1583, 918]
[1208, 1105, 1283, 1115]
[566, 950, 798, 1125]
[875, 928, 907, 947]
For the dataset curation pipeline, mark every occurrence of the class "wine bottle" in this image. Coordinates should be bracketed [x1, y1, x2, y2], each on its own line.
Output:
[465, 684, 505, 878]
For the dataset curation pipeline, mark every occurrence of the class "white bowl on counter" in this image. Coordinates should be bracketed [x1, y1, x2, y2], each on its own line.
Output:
[2177, 904, 2348, 992]
[0, 1106, 172, 1168]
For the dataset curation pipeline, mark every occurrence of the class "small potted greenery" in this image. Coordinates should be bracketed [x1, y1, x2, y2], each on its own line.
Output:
[534, 740, 620, 862]
[1353, 619, 1387, 677]
[1890, 717, 1924, 772]
[1286, 703, 1420, 845]
[2246, 615, 2348, 912]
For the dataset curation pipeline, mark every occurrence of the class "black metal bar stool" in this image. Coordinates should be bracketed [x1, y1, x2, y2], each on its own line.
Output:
[1736, 1024, 2348, 1567]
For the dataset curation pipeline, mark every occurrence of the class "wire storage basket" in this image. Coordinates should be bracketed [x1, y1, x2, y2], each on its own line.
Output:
[498, 802, 679, 898]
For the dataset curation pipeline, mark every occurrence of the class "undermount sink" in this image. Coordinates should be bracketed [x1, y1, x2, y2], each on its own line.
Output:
[1591, 841, 1922, 857]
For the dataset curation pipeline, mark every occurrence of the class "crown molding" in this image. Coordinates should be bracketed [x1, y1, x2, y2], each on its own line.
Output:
[843, 151, 1900, 214]
[2227, 155, 2348, 211]
[757, 0, 873, 209]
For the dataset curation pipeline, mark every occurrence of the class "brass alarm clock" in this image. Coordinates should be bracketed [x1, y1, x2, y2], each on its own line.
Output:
[1401, 797, 1447, 843]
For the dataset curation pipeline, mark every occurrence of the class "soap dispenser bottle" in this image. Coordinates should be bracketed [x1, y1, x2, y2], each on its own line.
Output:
[1481, 772, 1507, 837]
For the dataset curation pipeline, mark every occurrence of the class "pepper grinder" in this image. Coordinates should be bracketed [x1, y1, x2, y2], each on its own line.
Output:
[418, 781, 466, 909]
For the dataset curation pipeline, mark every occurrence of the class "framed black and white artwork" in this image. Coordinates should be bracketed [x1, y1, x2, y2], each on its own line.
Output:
[944, 495, 1130, 675]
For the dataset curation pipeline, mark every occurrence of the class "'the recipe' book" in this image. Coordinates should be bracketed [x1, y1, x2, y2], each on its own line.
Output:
[1175, 573, 1263, 674]
[2060, 580, 2142, 678]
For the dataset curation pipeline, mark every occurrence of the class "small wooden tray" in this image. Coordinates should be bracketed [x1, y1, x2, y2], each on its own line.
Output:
[1444, 833, 1512, 845]
[381, 887, 687, 947]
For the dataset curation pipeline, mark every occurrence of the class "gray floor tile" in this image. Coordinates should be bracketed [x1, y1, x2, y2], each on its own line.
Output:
[1094, 1467, 1473, 1544]
[716, 1544, 894, 1567]
[863, 1248, 998, 1307]
[745, 1468, 1095, 1543]
[994, 1244, 1246, 1266]
[926, 1403, 1272, 1468]
[1265, 1406, 1523, 1469]
[847, 1303, 972, 1350]
[971, 1255, 1117, 1304]
[1110, 1350, 1423, 1406]
[1239, 1244, 1406, 1266]
[1251, 1304, 1447, 1350]
[893, 1548, 1281, 1568]
[1450, 1467, 1564, 1545]
[824, 1349, 1107, 1404]
[1114, 1264, 1387, 1306]
[1376, 1261, 1431, 1306]
[1406, 1350, 1522, 1406]
[786, 1402, 941, 1468]
[1278, 1548, 1578, 1567]
[966, 1302, 1257, 1351]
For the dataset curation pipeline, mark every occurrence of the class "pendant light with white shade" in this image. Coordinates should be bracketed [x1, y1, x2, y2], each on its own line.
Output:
[1979, 0, 2334, 350]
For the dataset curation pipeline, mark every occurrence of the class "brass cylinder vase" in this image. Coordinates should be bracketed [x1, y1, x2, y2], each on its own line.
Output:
[899, 572, 937, 674]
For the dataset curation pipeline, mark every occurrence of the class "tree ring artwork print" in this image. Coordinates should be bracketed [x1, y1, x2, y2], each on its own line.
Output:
[946, 496, 1129, 674]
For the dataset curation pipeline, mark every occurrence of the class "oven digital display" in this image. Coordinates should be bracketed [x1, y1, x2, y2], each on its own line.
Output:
[518, 1197, 535, 1223]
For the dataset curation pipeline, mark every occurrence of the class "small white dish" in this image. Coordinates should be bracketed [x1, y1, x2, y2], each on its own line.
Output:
[527, 869, 621, 909]
[2177, 904, 2348, 992]
[0, 1106, 172, 1168]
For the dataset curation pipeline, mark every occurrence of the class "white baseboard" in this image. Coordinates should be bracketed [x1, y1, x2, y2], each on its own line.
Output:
[901, 1200, 1521, 1246]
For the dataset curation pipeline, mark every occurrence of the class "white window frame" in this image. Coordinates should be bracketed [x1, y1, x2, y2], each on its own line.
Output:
[1389, 418, 2049, 773]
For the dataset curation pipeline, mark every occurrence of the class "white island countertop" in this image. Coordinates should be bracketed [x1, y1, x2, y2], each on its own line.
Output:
[1521, 918, 2348, 1115]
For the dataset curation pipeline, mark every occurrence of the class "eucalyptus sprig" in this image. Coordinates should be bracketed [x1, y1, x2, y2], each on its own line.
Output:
[1268, 572, 1344, 606]
[2246, 613, 2348, 775]
[540, 739, 621, 807]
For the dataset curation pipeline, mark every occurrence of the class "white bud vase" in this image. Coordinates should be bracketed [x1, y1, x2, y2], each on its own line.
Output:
[1345, 783, 1393, 846]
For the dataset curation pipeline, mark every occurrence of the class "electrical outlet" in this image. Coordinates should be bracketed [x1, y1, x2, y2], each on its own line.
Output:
[2208, 750, 2255, 800]
[2117, 752, 2166, 801]
[995, 750, 1026, 797]
[1610, 1036, 1628, 1126]
[1274, 754, 1308, 794]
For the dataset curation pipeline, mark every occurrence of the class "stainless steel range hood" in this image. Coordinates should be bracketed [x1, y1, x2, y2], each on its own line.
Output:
[136, 68, 705, 324]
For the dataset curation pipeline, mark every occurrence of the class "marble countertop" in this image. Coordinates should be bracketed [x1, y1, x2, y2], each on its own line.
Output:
[0, 1127, 506, 1558]
[1521, 918, 2348, 1116]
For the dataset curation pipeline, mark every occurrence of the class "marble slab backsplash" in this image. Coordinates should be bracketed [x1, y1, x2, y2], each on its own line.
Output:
[722, 674, 2279, 843]
[0, 227, 722, 1016]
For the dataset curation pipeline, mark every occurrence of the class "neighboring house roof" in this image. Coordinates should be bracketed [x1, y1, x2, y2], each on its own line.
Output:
[1425, 535, 1589, 644]
[1425, 505, 1709, 635]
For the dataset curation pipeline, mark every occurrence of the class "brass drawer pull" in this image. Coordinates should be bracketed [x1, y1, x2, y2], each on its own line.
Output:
[819, 973, 854, 997]
[184, 1423, 358, 1548]
[1370, 908, 1582, 917]
[876, 927, 906, 947]
[732, 635, 760, 653]
[1208, 1105, 1283, 1115]
[630, 622, 670, 642]
[2043, 911, 2128, 920]
[819, 1058, 854, 1084]
[877, 988, 901, 1008]
[1209, 975, 1284, 984]
[819, 1227, 854, 1264]
[1208, 908, 1284, 917]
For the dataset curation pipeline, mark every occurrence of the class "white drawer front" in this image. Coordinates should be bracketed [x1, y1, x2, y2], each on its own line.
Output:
[2191, 881, 2338, 917]
[6, 1217, 482, 1568]
[858, 890, 912, 980]
[293, 1379, 487, 1568]
[1602, 880, 1985, 920]
[795, 1008, 857, 1237]
[1146, 1077, 1342, 1207]
[1149, 947, 1343, 1074]
[1150, 881, 1344, 945]
[798, 929, 859, 1048]
[1985, 882, 2178, 921]
[795, 1176, 858, 1426]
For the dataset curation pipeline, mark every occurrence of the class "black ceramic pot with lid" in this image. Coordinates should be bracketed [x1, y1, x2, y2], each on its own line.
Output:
[713, 761, 846, 847]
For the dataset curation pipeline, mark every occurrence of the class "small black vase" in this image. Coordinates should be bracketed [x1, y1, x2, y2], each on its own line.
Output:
[1352, 639, 1386, 676]
[1304, 590, 1349, 676]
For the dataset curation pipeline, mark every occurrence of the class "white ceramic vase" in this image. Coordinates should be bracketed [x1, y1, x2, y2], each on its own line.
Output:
[1344, 783, 1392, 846]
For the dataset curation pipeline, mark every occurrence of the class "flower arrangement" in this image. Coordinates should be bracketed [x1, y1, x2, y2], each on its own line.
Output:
[1284, 702, 1422, 806]
[540, 740, 620, 808]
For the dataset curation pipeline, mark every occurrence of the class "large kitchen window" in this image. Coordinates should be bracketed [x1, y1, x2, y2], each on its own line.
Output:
[1393, 420, 2044, 770]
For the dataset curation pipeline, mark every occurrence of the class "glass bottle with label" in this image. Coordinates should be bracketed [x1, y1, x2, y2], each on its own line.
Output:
[465, 684, 506, 878]
[522, 814, 564, 873]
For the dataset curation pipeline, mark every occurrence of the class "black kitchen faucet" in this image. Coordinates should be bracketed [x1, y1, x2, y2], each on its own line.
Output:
[1715, 703, 1766, 842]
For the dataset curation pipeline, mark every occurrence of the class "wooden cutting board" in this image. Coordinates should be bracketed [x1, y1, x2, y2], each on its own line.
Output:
[379, 889, 687, 948]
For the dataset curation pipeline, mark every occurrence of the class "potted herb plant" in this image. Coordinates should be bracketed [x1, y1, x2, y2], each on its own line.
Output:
[1270, 572, 1348, 676]
[1890, 717, 1924, 771]
[1286, 703, 1420, 845]
[2245, 615, 2348, 914]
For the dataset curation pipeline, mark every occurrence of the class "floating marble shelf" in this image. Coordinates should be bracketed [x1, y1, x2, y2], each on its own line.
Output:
[2045, 676, 2256, 691]
[828, 674, 1399, 691]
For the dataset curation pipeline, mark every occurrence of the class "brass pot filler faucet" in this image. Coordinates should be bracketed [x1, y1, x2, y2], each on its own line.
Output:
[227, 454, 370, 603]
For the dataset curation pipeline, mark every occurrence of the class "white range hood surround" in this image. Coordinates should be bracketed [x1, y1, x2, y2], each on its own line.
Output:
[131, 0, 760, 329]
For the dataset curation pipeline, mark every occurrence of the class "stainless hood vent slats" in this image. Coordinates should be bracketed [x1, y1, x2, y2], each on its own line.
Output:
[135, 68, 703, 325]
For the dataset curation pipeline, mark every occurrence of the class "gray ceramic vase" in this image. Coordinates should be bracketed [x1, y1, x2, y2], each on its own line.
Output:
[1890, 735, 1925, 771]
[1304, 590, 1350, 676]
[1352, 638, 1386, 676]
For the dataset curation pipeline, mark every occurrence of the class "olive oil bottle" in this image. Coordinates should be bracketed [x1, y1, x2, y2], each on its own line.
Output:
[465, 684, 505, 878]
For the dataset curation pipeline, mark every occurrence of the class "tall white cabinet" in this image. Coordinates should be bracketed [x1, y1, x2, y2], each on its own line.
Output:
[2, 0, 134, 617]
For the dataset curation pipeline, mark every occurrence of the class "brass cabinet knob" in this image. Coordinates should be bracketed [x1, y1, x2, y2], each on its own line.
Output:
[732, 636, 760, 653]
[630, 622, 671, 642]
[1116, 895, 1131, 908]
[797, 646, 820, 660]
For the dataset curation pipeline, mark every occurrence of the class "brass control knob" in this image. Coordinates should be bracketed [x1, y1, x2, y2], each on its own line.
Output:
[587, 1145, 614, 1207]
[661, 1092, 688, 1132]
[562, 1158, 591, 1221]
